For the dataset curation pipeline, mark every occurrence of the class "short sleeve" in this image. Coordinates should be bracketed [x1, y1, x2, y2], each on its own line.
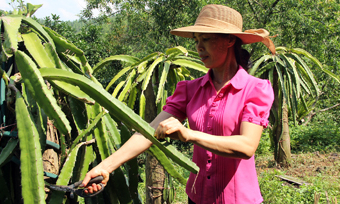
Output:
[242, 80, 274, 128]
[162, 81, 188, 120]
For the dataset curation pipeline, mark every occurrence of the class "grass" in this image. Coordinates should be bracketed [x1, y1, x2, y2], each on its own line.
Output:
[256, 153, 340, 204]
[256, 124, 340, 204]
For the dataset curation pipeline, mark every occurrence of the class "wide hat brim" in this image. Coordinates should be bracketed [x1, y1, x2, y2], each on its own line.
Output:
[170, 25, 265, 44]
[170, 4, 270, 45]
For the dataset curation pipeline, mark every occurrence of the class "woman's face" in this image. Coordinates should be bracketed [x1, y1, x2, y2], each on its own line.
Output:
[194, 33, 233, 69]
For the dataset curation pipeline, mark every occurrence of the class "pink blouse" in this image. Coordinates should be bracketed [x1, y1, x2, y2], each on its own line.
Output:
[163, 67, 274, 204]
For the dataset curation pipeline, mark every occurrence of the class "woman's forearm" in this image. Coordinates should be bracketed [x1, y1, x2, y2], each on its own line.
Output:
[81, 132, 153, 189]
[156, 118, 264, 159]
[188, 122, 263, 159]
[98, 133, 153, 173]
[189, 131, 255, 159]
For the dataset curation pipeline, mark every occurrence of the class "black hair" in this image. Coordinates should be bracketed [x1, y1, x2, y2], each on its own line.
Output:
[234, 37, 251, 71]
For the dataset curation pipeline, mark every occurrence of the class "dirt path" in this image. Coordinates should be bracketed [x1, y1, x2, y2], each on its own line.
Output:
[256, 152, 340, 181]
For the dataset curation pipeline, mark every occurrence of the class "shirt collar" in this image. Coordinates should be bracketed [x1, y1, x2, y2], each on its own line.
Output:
[200, 66, 249, 90]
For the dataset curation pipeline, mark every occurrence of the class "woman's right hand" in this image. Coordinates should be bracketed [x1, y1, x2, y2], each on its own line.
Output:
[81, 166, 110, 194]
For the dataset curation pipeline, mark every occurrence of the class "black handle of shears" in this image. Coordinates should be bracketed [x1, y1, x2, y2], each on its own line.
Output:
[73, 176, 105, 198]
[74, 183, 104, 198]
[74, 175, 104, 188]
[67, 176, 105, 198]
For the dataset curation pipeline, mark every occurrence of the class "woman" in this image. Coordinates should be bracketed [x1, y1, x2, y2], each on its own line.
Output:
[82, 4, 275, 204]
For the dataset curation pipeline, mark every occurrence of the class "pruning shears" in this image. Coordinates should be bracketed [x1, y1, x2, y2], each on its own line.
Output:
[47, 176, 104, 198]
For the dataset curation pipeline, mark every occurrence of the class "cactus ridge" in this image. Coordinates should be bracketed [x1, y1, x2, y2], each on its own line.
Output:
[15, 50, 71, 135]
[15, 92, 46, 204]
[39, 68, 199, 174]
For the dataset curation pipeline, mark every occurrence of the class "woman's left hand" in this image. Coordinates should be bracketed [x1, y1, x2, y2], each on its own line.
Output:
[154, 117, 192, 142]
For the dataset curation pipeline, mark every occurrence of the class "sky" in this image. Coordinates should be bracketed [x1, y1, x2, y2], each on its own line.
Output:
[1, 0, 98, 21]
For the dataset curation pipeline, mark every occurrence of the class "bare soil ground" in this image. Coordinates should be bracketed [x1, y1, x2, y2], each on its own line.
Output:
[256, 152, 340, 179]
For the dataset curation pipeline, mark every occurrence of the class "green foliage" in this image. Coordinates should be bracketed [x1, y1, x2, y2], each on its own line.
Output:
[95, 46, 207, 117]
[256, 131, 273, 156]
[2, 1, 339, 203]
[81, 0, 205, 57]
[251, 47, 324, 123]
[290, 114, 340, 154]
[41, 14, 76, 40]
[258, 166, 340, 204]
[3, 0, 42, 17]
[49, 141, 93, 204]
[78, 0, 340, 123]
[257, 111, 340, 156]
[15, 50, 72, 135]
[259, 170, 319, 204]
[87, 46, 206, 189]
[15, 92, 45, 204]
[0, 4, 200, 204]
[0, 139, 17, 168]
[138, 158, 191, 203]
[228, 0, 340, 127]
[251, 46, 328, 163]
[40, 14, 123, 88]
[40, 67, 198, 176]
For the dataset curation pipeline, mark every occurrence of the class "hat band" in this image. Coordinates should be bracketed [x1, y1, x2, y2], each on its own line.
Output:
[194, 17, 242, 33]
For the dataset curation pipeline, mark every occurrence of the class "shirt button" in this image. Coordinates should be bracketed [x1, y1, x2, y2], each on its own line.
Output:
[209, 113, 213, 117]
[248, 117, 253, 122]
[218, 93, 223, 98]
[208, 126, 212, 131]
[212, 102, 217, 107]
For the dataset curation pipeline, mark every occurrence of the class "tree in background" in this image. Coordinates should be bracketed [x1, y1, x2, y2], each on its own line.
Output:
[250, 46, 339, 166]
[230, 0, 340, 165]
[229, 0, 340, 122]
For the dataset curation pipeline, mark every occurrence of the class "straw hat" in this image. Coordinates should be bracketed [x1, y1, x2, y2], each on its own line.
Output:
[171, 4, 275, 54]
